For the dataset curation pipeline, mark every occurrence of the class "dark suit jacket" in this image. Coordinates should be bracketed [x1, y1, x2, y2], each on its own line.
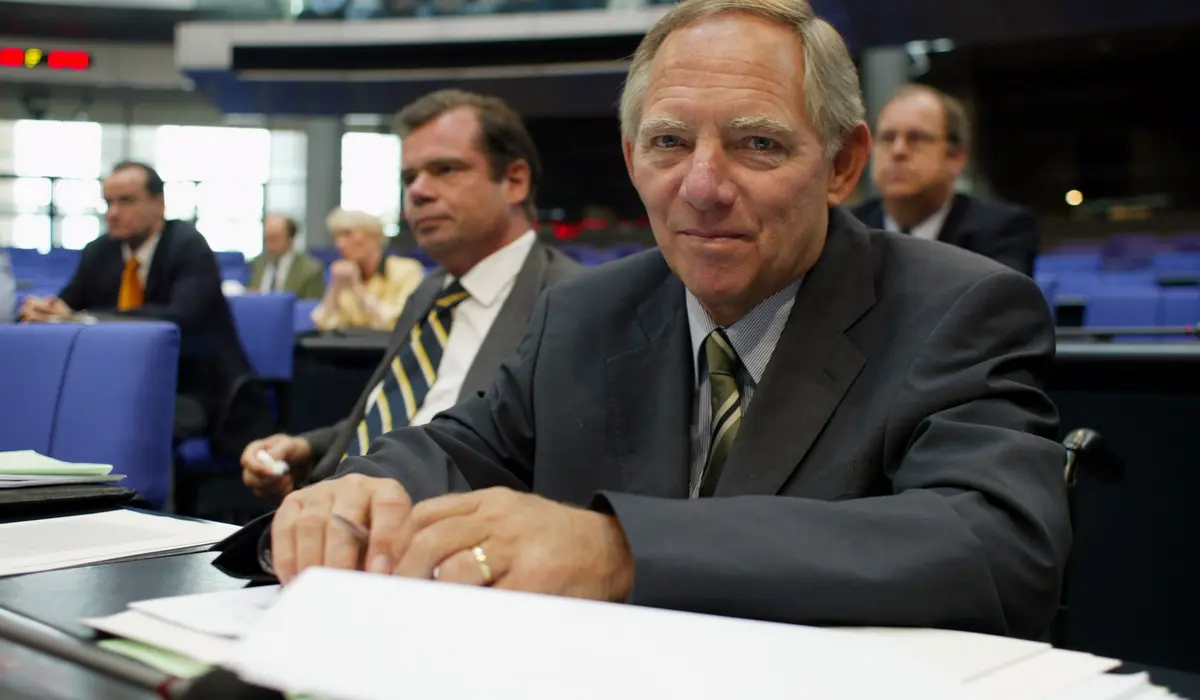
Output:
[247, 252, 326, 300]
[301, 241, 582, 485]
[852, 193, 1039, 276]
[59, 220, 273, 454]
[341, 208, 1070, 638]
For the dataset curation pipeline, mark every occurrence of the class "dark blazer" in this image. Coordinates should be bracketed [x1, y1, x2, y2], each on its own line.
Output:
[247, 252, 326, 300]
[59, 220, 272, 454]
[852, 193, 1039, 276]
[301, 240, 582, 484]
[342, 208, 1070, 638]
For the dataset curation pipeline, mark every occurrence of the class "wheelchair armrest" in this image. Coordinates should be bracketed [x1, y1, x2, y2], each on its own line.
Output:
[1063, 428, 1125, 487]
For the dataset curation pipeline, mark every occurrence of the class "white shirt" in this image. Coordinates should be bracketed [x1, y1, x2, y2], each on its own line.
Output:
[259, 251, 294, 293]
[120, 230, 161, 286]
[408, 230, 538, 426]
[883, 199, 953, 241]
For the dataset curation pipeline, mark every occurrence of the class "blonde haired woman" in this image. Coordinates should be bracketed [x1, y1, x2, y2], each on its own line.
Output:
[311, 208, 425, 331]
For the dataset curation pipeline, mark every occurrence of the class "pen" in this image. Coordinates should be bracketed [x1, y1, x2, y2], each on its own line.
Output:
[331, 514, 369, 545]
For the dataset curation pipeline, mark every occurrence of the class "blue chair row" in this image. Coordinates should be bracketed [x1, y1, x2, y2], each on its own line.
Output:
[0, 322, 180, 508]
[1083, 287, 1200, 329]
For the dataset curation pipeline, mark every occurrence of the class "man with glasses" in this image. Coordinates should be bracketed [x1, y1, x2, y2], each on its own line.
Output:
[853, 85, 1038, 276]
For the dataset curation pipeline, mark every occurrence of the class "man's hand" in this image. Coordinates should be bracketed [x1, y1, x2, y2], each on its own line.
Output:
[271, 474, 413, 585]
[390, 488, 634, 602]
[19, 296, 71, 323]
[241, 433, 314, 501]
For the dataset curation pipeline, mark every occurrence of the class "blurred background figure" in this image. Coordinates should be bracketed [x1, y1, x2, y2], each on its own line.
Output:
[852, 85, 1038, 276]
[248, 214, 325, 299]
[17, 161, 272, 453]
[0, 250, 13, 323]
[311, 208, 425, 331]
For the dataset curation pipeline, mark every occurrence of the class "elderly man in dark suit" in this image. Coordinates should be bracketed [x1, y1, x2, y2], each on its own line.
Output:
[20, 161, 271, 455]
[852, 85, 1039, 276]
[267, 0, 1069, 638]
[241, 89, 580, 501]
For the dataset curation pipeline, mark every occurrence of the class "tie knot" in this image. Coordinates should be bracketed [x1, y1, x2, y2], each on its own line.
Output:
[704, 330, 740, 378]
[434, 281, 470, 311]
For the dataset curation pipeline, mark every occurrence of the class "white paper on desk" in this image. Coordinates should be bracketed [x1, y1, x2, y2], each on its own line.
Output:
[834, 626, 1051, 682]
[969, 647, 1122, 700]
[0, 509, 238, 577]
[1043, 671, 1153, 700]
[129, 585, 280, 638]
[83, 610, 238, 665]
[228, 567, 972, 700]
[0, 450, 113, 476]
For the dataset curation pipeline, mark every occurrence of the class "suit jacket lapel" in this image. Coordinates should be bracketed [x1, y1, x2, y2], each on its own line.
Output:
[715, 208, 876, 497]
[605, 264, 693, 498]
[143, 223, 172, 299]
[459, 242, 550, 400]
[936, 193, 970, 245]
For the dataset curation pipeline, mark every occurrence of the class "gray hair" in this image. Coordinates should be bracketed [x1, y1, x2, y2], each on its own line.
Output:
[619, 0, 865, 159]
[325, 208, 385, 240]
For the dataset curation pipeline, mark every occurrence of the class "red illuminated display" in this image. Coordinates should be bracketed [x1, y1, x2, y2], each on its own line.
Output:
[0, 47, 91, 70]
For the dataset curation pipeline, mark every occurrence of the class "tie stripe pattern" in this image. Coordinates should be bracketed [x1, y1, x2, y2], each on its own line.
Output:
[345, 282, 470, 457]
[699, 329, 743, 497]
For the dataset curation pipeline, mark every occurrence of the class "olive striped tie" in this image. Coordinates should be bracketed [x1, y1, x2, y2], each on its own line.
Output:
[345, 282, 470, 457]
[698, 329, 743, 497]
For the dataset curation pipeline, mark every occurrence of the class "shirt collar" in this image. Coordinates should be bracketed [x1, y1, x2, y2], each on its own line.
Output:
[685, 276, 802, 388]
[449, 230, 537, 307]
[883, 197, 954, 239]
[122, 227, 162, 269]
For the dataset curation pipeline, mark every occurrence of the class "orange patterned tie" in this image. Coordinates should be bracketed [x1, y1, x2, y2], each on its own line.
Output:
[117, 257, 144, 310]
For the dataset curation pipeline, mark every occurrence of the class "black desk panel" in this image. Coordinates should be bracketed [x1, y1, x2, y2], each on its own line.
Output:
[289, 333, 388, 434]
[1050, 342, 1200, 673]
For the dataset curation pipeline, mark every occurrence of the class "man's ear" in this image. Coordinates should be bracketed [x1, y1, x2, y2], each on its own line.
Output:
[504, 159, 532, 208]
[826, 122, 871, 206]
[622, 137, 636, 183]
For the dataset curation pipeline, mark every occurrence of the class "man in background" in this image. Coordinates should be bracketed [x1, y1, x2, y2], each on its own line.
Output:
[0, 250, 13, 323]
[248, 214, 325, 299]
[242, 89, 580, 500]
[20, 161, 272, 455]
[852, 85, 1039, 276]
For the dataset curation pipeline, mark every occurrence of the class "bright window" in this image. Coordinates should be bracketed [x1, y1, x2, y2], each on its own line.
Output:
[341, 132, 401, 236]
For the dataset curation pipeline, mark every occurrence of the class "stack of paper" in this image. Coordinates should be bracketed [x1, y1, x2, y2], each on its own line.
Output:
[84, 568, 1188, 700]
[84, 585, 280, 664]
[0, 450, 123, 489]
[0, 509, 240, 577]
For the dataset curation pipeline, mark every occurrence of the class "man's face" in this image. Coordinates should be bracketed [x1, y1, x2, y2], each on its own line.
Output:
[623, 12, 866, 324]
[263, 216, 293, 258]
[102, 168, 165, 241]
[401, 107, 527, 262]
[871, 92, 965, 201]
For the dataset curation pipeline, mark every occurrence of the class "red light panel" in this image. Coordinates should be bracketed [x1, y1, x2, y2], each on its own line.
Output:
[47, 50, 90, 70]
[0, 47, 91, 70]
[0, 48, 23, 68]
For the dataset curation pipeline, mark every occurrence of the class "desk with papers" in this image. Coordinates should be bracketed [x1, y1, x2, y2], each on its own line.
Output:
[0, 544, 1198, 700]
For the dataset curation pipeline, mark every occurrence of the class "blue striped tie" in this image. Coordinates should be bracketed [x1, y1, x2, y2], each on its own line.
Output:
[345, 282, 470, 457]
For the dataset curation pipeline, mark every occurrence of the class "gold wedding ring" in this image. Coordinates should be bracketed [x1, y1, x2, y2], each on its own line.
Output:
[471, 545, 494, 586]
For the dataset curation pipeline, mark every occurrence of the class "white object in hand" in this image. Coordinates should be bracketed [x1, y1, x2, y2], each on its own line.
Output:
[257, 450, 289, 477]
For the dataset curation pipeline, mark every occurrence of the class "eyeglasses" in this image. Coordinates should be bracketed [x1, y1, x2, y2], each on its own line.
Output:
[875, 129, 948, 150]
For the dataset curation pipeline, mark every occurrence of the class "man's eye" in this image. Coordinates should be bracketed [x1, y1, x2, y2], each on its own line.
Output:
[651, 135, 682, 149]
[746, 136, 778, 151]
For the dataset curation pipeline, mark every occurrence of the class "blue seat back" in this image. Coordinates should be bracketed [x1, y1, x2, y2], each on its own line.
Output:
[1084, 287, 1160, 328]
[227, 293, 295, 380]
[0, 322, 180, 508]
[294, 299, 319, 334]
[1158, 288, 1200, 327]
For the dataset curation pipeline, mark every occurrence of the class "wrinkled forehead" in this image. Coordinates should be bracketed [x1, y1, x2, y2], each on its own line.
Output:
[638, 14, 809, 136]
